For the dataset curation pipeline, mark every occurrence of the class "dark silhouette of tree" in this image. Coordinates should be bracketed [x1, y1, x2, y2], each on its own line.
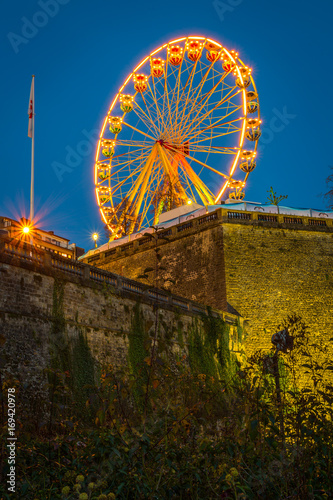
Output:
[104, 197, 142, 240]
[323, 166, 333, 209]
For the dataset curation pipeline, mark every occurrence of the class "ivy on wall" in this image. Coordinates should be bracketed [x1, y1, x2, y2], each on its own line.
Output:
[50, 279, 70, 373]
[71, 329, 96, 420]
[188, 310, 238, 384]
[49, 278, 96, 422]
[127, 302, 149, 407]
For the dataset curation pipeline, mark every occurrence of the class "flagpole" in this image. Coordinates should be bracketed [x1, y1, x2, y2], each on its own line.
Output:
[30, 75, 35, 224]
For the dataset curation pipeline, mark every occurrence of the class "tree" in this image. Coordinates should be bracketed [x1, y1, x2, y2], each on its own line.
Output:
[323, 166, 333, 209]
[266, 186, 288, 205]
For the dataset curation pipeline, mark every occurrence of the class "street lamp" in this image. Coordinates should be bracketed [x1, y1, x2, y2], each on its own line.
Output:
[92, 233, 98, 248]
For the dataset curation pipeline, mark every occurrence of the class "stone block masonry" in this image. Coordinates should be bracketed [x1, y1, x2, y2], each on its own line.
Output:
[86, 213, 228, 312]
[0, 242, 241, 407]
[83, 207, 333, 358]
[223, 219, 333, 354]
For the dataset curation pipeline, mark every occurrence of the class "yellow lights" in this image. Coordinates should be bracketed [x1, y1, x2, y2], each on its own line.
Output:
[133, 73, 148, 93]
[93, 34, 260, 236]
[101, 139, 115, 158]
[151, 58, 165, 77]
[185, 40, 203, 62]
[247, 118, 261, 127]
[120, 94, 134, 113]
[241, 150, 255, 160]
[167, 45, 183, 66]
[92, 233, 99, 248]
[245, 117, 262, 141]
[234, 65, 251, 77]
[22, 226, 30, 234]
[228, 179, 245, 189]
[205, 41, 221, 51]
[108, 116, 123, 134]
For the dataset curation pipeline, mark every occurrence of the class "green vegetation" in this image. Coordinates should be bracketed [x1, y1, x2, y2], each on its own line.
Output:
[127, 302, 149, 407]
[1, 313, 333, 498]
[266, 186, 288, 206]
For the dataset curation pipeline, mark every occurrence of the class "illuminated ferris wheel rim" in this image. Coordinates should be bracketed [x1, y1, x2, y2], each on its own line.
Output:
[94, 35, 261, 234]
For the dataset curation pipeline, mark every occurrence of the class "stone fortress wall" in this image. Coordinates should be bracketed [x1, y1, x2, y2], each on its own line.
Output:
[0, 239, 241, 387]
[81, 205, 333, 356]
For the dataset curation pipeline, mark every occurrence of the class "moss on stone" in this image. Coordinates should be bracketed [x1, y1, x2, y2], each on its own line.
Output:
[188, 310, 238, 384]
[128, 302, 148, 407]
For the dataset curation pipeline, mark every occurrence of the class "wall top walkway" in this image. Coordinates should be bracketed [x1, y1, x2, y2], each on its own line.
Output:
[0, 236, 239, 326]
[81, 202, 333, 261]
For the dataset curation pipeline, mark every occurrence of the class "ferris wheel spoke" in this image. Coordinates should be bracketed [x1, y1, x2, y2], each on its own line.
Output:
[146, 80, 169, 134]
[126, 144, 158, 206]
[162, 57, 176, 130]
[112, 146, 153, 159]
[187, 116, 244, 143]
[156, 143, 172, 177]
[141, 93, 162, 136]
[131, 153, 157, 224]
[181, 88, 241, 142]
[165, 62, 193, 129]
[172, 155, 198, 203]
[169, 154, 188, 199]
[114, 148, 158, 233]
[114, 140, 154, 149]
[184, 103, 242, 141]
[215, 181, 229, 203]
[175, 56, 203, 136]
[122, 121, 157, 141]
[132, 102, 160, 136]
[179, 168, 197, 203]
[177, 55, 224, 136]
[172, 58, 201, 132]
[177, 154, 214, 205]
[167, 50, 187, 133]
[131, 105, 158, 136]
[97, 150, 151, 187]
[180, 80, 239, 139]
[182, 152, 229, 179]
[166, 56, 192, 130]
[163, 74, 181, 136]
[186, 145, 239, 155]
[110, 153, 151, 185]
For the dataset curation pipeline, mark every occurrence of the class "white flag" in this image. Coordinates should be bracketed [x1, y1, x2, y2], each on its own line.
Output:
[28, 77, 34, 138]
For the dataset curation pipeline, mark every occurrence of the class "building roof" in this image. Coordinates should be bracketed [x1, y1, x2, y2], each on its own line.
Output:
[0, 216, 70, 242]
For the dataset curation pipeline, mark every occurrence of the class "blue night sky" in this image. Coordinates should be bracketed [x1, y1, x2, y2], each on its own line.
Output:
[1, 0, 333, 251]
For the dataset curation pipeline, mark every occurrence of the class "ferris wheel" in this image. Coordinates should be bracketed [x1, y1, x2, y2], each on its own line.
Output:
[94, 35, 261, 240]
